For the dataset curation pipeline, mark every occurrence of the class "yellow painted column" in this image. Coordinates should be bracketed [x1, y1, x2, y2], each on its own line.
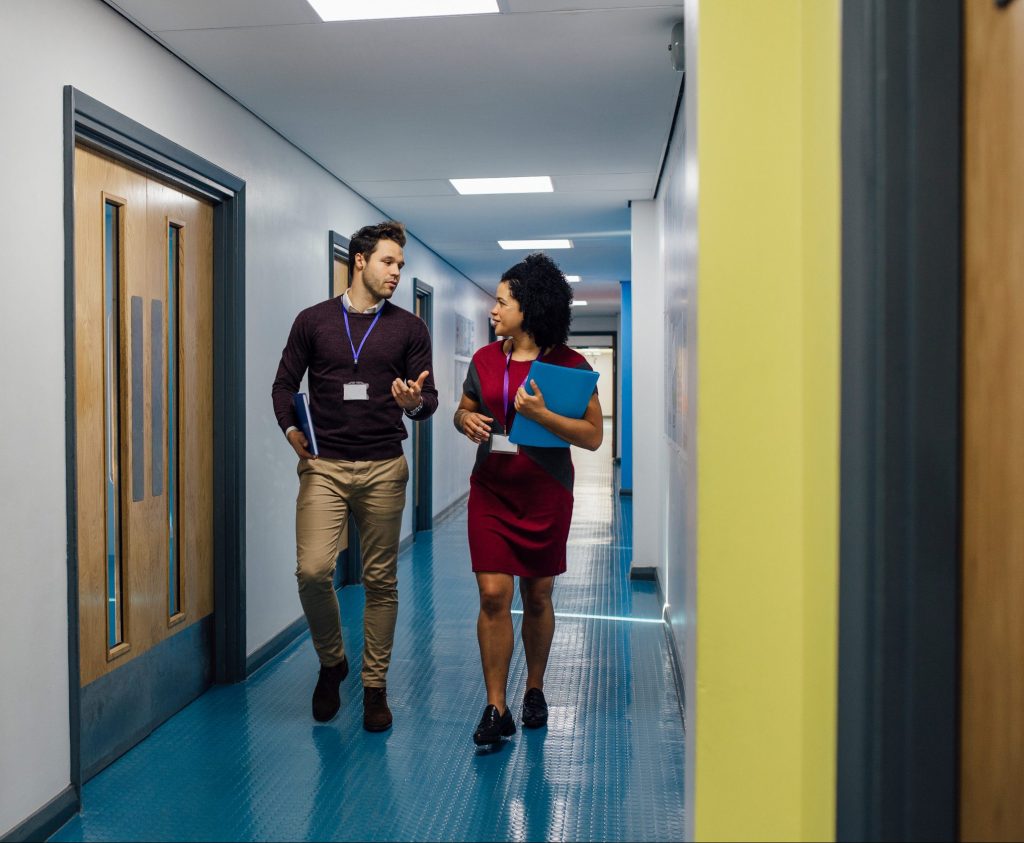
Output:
[693, 1, 840, 840]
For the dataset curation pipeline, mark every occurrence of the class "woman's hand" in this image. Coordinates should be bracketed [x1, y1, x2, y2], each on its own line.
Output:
[459, 410, 493, 445]
[514, 379, 547, 421]
[511, 383, 604, 451]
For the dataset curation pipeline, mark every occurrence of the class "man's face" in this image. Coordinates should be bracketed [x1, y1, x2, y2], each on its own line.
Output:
[357, 239, 404, 300]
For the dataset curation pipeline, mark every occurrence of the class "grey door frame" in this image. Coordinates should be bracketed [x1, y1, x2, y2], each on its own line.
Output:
[412, 279, 434, 535]
[837, 3, 962, 840]
[62, 86, 247, 800]
[328, 229, 350, 298]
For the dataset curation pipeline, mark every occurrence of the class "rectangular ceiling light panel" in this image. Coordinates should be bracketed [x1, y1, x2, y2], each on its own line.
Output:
[498, 239, 573, 250]
[450, 176, 553, 195]
[309, 1, 499, 21]
[571, 300, 589, 307]
[564, 275, 581, 283]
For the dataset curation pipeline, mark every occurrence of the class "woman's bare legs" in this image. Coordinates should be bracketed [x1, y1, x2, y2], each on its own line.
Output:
[519, 576, 555, 692]
[476, 572, 515, 713]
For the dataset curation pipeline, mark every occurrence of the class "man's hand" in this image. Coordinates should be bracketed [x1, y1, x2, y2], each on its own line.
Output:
[391, 370, 430, 412]
[286, 428, 317, 460]
[514, 379, 547, 421]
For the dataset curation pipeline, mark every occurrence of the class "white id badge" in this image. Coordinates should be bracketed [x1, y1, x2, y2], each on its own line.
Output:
[490, 434, 519, 455]
[344, 381, 369, 401]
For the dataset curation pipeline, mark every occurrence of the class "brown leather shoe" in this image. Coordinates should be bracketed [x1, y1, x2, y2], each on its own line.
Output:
[311, 656, 349, 723]
[363, 686, 392, 732]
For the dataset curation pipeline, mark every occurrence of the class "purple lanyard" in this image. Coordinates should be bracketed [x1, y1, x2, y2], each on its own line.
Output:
[502, 344, 544, 429]
[342, 303, 382, 370]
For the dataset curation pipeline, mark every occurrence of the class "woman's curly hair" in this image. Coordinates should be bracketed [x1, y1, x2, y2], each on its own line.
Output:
[501, 253, 574, 349]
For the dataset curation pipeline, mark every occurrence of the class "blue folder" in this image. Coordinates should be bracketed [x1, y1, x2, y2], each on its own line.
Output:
[292, 392, 319, 456]
[508, 360, 599, 448]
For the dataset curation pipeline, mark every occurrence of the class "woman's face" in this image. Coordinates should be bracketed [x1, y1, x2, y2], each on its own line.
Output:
[490, 281, 524, 337]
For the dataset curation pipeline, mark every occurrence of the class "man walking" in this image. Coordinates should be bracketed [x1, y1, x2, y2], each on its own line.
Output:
[272, 220, 437, 730]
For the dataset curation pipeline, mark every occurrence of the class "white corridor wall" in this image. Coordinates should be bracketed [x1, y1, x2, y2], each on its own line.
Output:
[0, 0, 491, 834]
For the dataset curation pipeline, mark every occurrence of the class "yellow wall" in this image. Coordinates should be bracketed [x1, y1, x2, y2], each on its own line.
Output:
[694, 1, 840, 840]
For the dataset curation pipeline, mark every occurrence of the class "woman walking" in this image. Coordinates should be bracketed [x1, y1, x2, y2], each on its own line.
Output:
[454, 253, 603, 746]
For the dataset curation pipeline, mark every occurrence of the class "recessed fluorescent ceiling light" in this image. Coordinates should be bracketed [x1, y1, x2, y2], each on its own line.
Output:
[571, 300, 589, 307]
[564, 275, 581, 283]
[450, 176, 553, 195]
[308, 1, 499, 21]
[498, 239, 573, 250]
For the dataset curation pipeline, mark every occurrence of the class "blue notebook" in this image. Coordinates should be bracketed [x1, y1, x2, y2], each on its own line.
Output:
[508, 360, 599, 448]
[292, 392, 319, 456]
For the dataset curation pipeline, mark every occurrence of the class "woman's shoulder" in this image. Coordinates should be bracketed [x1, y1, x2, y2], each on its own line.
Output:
[472, 339, 505, 363]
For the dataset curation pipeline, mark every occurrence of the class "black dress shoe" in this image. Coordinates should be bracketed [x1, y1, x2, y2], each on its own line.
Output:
[312, 656, 349, 722]
[473, 704, 516, 746]
[522, 687, 549, 729]
[363, 686, 393, 732]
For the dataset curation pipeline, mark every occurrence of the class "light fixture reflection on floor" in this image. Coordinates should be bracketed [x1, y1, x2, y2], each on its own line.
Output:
[511, 609, 663, 624]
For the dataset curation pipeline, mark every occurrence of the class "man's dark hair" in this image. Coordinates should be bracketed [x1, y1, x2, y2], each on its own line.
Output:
[501, 252, 574, 348]
[349, 220, 407, 280]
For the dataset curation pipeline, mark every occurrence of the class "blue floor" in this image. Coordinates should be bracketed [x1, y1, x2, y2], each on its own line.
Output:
[51, 435, 685, 842]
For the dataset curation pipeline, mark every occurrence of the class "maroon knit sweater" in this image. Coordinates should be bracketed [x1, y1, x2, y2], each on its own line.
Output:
[272, 298, 438, 460]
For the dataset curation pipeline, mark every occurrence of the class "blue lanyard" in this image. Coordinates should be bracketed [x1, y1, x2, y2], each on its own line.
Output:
[342, 303, 382, 370]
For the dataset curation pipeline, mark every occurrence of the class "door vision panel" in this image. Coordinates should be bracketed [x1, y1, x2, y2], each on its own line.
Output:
[74, 145, 214, 775]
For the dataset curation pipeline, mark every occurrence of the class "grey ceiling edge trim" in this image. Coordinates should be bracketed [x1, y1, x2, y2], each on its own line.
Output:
[96, 0, 491, 299]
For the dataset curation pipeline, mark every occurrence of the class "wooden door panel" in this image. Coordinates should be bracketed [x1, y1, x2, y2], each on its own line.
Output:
[76, 147, 149, 683]
[334, 257, 349, 296]
[962, 0, 1024, 839]
[75, 146, 213, 686]
[173, 187, 215, 622]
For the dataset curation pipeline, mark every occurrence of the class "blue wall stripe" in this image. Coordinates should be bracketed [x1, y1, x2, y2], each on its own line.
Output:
[619, 280, 633, 492]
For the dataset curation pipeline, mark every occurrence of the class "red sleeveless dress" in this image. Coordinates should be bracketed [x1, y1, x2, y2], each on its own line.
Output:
[462, 341, 594, 578]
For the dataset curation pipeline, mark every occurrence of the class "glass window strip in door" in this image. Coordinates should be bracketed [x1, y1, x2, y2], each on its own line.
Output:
[103, 200, 125, 649]
[167, 224, 182, 620]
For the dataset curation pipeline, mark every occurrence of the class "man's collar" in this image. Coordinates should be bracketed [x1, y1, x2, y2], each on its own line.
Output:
[341, 290, 385, 314]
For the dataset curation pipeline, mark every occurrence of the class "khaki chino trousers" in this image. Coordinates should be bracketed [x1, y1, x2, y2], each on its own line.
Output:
[295, 454, 408, 687]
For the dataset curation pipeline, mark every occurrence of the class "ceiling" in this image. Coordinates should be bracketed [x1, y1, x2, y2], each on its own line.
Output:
[107, 0, 686, 317]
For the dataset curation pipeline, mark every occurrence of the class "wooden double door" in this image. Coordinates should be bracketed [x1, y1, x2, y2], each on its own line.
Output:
[961, 0, 1024, 839]
[73, 145, 214, 776]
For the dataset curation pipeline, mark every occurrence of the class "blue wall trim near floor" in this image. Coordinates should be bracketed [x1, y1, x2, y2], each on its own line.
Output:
[246, 614, 310, 677]
[1, 787, 78, 843]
